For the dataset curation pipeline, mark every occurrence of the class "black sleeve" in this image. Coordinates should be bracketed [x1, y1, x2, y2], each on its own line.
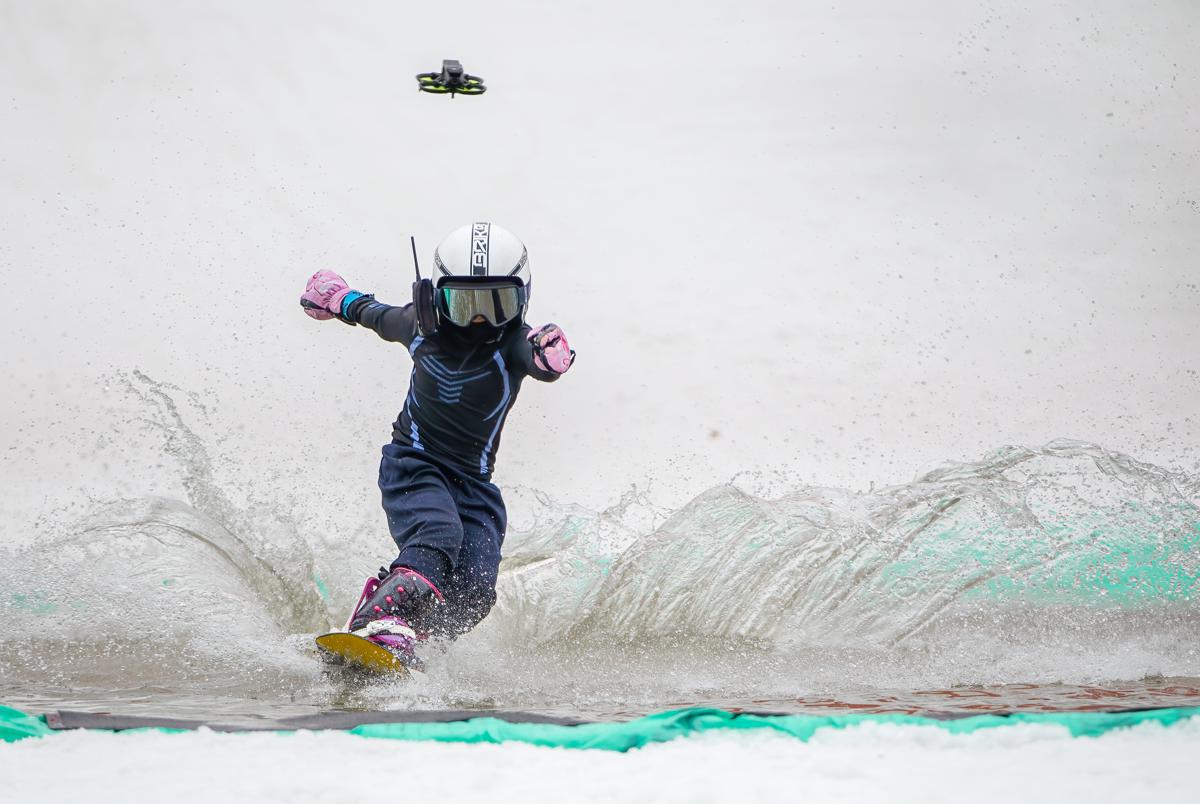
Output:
[506, 324, 561, 383]
[344, 295, 418, 347]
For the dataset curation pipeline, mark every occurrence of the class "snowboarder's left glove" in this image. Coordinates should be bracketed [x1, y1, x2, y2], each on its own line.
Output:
[528, 323, 575, 375]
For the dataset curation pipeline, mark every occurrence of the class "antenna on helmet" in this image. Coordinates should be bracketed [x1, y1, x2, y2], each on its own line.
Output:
[410, 235, 438, 336]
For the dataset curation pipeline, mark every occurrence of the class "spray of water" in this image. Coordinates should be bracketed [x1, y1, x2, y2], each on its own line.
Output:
[2, 375, 1197, 719]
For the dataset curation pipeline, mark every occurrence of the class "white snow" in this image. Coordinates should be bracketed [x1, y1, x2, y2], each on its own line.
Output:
[3, 720, 1199, 804]
[1, 0, 1198, 542]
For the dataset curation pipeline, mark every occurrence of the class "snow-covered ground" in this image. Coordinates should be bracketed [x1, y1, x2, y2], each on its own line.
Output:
[5, 720, 1200, 804]
[1, 0, 1197, 532]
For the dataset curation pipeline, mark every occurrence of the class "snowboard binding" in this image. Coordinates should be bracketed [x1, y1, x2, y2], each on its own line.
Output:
[315, 567, 444, 676]
[416, 59, 486, 96]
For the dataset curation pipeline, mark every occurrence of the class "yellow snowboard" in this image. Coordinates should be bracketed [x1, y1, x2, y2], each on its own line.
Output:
[315, 632, 412, 677]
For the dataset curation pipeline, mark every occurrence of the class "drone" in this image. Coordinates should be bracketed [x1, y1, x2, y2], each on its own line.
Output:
[416, 60, 486, 97]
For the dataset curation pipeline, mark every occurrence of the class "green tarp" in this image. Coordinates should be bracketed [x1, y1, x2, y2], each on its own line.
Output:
[0, 706, 54, 743]
[4, 704, 1198, 751]
[348, 707, 1200, 750]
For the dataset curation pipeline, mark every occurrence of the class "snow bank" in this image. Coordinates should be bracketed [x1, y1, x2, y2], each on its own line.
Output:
[4, 719, 1198, 804]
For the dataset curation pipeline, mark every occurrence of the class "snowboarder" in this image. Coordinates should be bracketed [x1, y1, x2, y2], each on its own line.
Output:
[300, 222, 574, 668]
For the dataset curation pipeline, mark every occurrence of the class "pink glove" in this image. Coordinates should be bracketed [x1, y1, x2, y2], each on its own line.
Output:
[300, 270, 355, 321]
[527, 323, 575, 375]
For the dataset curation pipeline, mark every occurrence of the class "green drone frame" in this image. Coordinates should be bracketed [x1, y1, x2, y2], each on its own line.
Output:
[416, 60, 486, 96]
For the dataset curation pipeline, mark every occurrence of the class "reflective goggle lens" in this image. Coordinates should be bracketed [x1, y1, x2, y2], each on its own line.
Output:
[438, 285, 524, 326]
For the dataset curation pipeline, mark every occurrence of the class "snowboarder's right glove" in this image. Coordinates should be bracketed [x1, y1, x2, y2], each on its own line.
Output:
[300, 269, 364, 322]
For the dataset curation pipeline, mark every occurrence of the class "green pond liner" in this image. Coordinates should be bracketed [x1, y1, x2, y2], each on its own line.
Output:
[345, 707, 1200, 750]
[0, 706, 54, 743]
[4, 705, 1198, 750]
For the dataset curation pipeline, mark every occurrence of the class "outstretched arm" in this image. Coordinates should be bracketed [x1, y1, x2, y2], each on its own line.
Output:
[300, 270, 417, 347]
[344, 296, 417, 346]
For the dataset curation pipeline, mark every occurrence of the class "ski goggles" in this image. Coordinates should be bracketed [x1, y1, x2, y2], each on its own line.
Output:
[436, 278, 528, 327]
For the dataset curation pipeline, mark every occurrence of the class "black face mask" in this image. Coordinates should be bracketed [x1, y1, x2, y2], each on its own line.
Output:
[443, 319, 504, 347]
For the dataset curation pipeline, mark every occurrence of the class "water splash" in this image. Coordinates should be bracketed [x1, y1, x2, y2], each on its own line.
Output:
[0, 372, 330, 690]
[467, 439, 1200, 692]
[2, 373, 1198, 715]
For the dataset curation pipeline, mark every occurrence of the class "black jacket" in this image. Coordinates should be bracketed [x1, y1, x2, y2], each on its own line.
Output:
[345, 296, 559, 480]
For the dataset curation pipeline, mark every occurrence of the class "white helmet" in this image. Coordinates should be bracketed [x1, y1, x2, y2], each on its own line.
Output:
[431, 222, 531, 328]
[434, 222, 530, 286]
